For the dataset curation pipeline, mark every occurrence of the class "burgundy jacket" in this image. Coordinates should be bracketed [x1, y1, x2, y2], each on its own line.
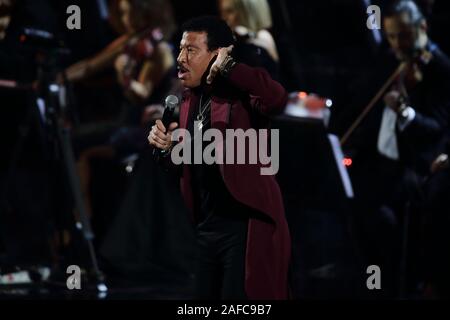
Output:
[178, 63, 291, 300]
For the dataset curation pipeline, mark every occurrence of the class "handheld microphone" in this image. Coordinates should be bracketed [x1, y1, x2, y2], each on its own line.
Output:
[160, 94, 178, 131]
[153, 95, 179, 158]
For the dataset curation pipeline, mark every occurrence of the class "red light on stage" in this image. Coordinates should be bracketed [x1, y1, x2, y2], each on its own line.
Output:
[20, 35, 26, 42]
[298, 91, 307, 99]
[343, 158, 352, 167]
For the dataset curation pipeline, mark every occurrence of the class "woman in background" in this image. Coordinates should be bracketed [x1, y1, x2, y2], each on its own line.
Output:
[218, 0, 280, 79]
[67, 0, 178, 217]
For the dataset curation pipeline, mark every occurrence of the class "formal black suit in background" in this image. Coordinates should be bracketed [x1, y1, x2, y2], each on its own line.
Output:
[423, 139, 450, 297]
[347, 42, 450, 298]
[396, 44, 450, 175]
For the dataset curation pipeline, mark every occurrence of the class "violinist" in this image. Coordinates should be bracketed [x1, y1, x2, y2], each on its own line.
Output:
[348, 0, 450, 298]
[68, 0, 178, 216]
[378, 0, 450, 175]
[112, 0, 177, 104]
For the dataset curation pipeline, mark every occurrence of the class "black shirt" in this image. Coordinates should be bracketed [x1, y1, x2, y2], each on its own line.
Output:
[188, 92, 249, 233]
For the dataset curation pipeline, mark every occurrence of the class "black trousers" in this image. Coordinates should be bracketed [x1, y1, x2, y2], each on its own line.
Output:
[194, 223, 248, 300]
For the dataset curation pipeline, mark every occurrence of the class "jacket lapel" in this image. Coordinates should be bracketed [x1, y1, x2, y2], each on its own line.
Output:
[180, 94, 193, 131]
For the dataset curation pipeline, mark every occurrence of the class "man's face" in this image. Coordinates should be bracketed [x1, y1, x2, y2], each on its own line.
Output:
[384, 13, 421, 61]
[177, 31, 218, 88]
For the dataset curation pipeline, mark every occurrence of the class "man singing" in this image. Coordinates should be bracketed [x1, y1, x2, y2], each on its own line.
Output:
[148, 16, 290, 300]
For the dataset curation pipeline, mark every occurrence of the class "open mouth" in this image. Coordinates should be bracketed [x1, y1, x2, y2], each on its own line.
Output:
[177, 65, 190, 79]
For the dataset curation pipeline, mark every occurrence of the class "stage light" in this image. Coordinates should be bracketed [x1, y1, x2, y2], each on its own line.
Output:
[97, 283, 108, 293]
[298, 91, 307, 99]
[343, 158, 352, 167]
[49, 84, 59, 93]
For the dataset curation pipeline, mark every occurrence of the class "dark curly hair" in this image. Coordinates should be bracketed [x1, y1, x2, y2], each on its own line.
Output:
[181, 15, 235, 51]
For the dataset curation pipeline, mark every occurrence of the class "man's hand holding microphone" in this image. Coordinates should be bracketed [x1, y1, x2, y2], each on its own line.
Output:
[148, 95, 179, 154]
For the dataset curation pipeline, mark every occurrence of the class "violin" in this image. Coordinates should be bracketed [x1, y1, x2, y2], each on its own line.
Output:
[340, 47, 433, 146]
[120, 27, 164, 89]
[64, 27, 163, 84]
[394, 48, 432, 102]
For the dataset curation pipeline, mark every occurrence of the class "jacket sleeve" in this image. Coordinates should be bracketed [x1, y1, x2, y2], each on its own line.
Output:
[400, 104, 449, 140]
[227, 63, 288, 116]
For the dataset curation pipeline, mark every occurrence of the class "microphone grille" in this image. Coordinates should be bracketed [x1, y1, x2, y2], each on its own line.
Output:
[165, 95, 179, 109]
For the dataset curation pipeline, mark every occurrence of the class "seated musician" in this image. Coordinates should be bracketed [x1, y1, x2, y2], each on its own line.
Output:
[349, 0, 450, 298]
[66, 0, 179, 216]
[423, 139, 450, 297]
